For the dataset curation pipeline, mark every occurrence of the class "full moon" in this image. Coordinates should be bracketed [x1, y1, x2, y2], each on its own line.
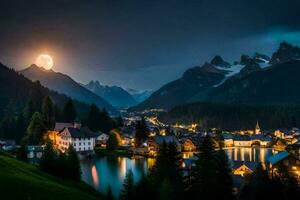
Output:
[36, 54, 54, 70]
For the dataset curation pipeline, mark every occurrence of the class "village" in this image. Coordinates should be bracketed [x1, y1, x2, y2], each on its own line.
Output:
[1, 113, 300, 187]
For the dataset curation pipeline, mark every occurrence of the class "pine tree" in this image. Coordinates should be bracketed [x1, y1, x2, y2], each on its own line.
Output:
[40, 140, 57, 174]
[87, 104, 101, 132]
[215, 149, 234, 200]
[63, 98, 76, 123]
[16, 113, 26, 143]
[23, 100, 35, 123]
[150, 142, 184, 200]
[99, 108, 113, 133]
[55, 152, 68, 178]
[107, 130, 121, 150]
[67, 145, 81, 180]
[23, 112, 46, 145]
[135, 118, 149, 147]
[120, 170, 135, 200]
[188, 135, 217, 199]
[135, 173, 153, 200]
[31, 81, 44, 111]
[54, 104, 63, 122]
[158, 178, 173, 200]
[106, 185, 114, 200]
[0, 116, 13, 139]
[42, 96, 55, 130]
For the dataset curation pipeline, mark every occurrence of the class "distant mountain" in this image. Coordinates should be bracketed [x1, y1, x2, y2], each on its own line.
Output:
[210, 55, 231, 68]
[131, 62, 225, 110]
[126, 88, 153, 103]
[20, 65, 117, 114]
[236, 55, 262, 77]
[84, 81, 137, 108]
[207, 60, 300, 104]
[270, 41, 300, 64]
[132, 42, 300, 111]
[0, 62, 90, 119]
[253, 52, 270, 63]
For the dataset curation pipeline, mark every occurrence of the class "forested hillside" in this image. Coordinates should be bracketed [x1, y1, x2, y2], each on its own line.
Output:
[159, 102, 300, 130]
[0, 63, 89, 142]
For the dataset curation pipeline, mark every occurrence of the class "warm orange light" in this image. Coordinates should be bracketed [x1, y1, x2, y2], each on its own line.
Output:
[36, 54, 54, 70]
[91, 165, 99, 187]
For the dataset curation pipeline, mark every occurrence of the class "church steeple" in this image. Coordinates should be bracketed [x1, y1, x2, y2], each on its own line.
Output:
[255, 121, 260, 134]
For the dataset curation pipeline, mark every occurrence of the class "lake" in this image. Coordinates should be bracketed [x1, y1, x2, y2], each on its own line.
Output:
[81, 147, 276, 197]
[81, 156, 155, 197]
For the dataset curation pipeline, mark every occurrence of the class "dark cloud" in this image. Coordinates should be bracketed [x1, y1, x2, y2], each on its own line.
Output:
[1, 0, 300, 89]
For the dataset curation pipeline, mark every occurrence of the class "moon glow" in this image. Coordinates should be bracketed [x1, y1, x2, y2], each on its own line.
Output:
[36, 54, 54, 70]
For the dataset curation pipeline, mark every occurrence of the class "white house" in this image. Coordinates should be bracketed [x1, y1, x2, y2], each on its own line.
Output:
[96, 133, 109, 146]
[56, 123, 98, 152]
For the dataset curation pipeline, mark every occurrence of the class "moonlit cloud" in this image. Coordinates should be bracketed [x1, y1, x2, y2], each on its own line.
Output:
[262, 28, 300, 45]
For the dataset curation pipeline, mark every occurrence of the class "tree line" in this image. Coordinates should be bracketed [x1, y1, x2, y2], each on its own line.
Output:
[0, 95, 122, 145]
[160, 102, 300, 130]
[39, 140, 81, 180]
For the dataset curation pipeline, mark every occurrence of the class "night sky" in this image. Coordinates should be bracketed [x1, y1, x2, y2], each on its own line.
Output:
[1, 0, 300, 90]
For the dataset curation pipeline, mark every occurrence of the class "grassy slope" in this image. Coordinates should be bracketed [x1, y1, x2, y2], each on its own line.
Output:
[0, 153, 105, 200]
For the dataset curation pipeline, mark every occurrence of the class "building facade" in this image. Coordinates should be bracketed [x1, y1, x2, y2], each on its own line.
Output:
[49, 122, 98, 152]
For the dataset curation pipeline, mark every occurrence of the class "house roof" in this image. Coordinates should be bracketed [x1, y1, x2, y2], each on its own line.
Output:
[231, 161, 259, 171]
[251, 135, 272, 141]
[54, 122, 73, 132]
[267, 151, 290, 165]
[223, 133, 234, 139]
[180, 138, 194, 143]
[233, 135, 251, 141]
[60, 127, 99, 138]
[98, 132, 109, 137]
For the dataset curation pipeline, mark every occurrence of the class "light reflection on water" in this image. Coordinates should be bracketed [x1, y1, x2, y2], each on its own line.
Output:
[81, 156, 154, 198]
[224, 147, 276, 163]
[81, 148, 275, 197]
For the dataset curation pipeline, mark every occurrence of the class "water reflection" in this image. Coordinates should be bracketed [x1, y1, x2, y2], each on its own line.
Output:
[81, 148, 275, 198]
[91, 165, 99, 188]
[225, 147, 275, 163]
[81, 156, 154, 198]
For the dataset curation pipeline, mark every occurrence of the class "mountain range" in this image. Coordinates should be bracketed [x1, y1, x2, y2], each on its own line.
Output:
[20, 65, 117, 114]
[84, 80, 137, 108]
[125, 88, 153, 103]
[0, 62, 90, 119]
[132, 42, 300, 111]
